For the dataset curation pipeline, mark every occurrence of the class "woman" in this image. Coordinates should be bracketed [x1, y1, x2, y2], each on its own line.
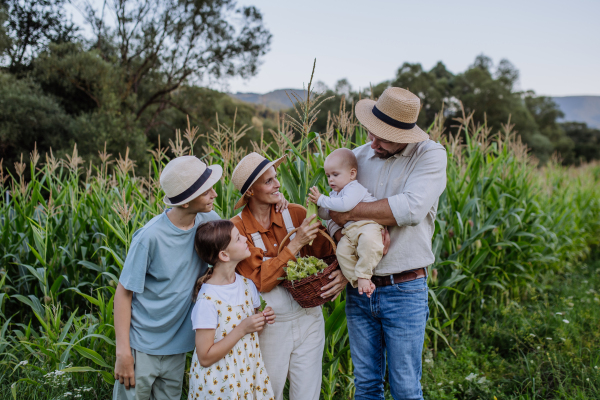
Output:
[230, 152, 347, 400]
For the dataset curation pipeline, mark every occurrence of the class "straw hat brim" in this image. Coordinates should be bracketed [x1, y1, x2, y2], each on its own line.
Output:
[355, 99, 429, 144]
[163, 164, 223, 207]
[234, 155, 287, 210]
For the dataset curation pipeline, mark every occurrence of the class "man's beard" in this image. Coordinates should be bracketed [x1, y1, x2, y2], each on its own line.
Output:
[373, 148, 395, 159]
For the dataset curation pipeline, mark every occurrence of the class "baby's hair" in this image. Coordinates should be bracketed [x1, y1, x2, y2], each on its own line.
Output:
[327, 148, 358, 171]
[192, 220, 235, 301]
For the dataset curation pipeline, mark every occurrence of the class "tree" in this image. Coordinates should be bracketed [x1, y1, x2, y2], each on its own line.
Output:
[0, 0, 77, 73]
[78, 0, 272, 135]
[560, 122, 600, 164]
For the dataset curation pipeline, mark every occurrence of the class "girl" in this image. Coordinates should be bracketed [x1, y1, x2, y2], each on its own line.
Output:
[189, 219, 276, 400]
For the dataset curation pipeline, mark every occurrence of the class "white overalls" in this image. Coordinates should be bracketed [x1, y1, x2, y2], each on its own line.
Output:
[238, 209, 325, 400]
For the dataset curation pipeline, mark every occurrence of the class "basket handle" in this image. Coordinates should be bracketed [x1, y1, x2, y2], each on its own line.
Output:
[277, 227, 337, 255]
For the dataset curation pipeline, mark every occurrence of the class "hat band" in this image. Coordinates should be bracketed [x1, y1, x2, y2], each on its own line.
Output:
[372, 105, 416, 130]
[168, 168, 212, 204]
[240, 159, 271, 195]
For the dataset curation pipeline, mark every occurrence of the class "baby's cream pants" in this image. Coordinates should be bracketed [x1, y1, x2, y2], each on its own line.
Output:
[337, 220, 384, 287]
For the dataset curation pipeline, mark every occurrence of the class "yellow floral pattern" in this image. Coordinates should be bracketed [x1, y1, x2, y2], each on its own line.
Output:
[188, 278, 274, 400]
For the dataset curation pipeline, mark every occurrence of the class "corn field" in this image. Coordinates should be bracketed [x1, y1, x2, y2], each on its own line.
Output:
[1, 80, 600, 399]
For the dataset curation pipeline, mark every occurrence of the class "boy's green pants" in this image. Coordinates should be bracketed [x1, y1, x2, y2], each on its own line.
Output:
[112, 349, 186, 400]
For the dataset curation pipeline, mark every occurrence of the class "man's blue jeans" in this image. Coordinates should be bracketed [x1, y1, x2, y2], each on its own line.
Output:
[346, 276, 429, 400]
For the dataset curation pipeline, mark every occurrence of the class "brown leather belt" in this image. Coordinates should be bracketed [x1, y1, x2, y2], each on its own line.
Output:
[371, 268, 427, 287]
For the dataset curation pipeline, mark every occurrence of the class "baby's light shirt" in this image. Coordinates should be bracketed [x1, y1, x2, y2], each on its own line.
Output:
[317, 180, 377, 232]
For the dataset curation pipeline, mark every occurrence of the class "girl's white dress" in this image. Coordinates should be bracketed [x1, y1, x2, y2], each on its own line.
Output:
[188, 275, 274, 400]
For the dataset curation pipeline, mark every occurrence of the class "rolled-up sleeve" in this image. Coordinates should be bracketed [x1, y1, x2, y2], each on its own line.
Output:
[387, 149, 447, 227]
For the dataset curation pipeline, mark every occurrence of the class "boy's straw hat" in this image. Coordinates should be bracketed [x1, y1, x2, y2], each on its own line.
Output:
[232, 152, 287, 209]
[355, 87, 429, 143]
[160, 156, 223, 206]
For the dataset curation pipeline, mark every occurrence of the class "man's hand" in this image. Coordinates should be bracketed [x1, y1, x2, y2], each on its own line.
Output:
[381, 228, 390, 255]
[275, 193, 289, 213]
[308, 186, 322, 205]
[114, 351, 135, 390]
[329, 210, 351, 227]
[321, 269, 348, 301]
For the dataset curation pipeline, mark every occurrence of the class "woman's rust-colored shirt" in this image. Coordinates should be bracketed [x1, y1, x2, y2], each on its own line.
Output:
[231, 203, 335, 292]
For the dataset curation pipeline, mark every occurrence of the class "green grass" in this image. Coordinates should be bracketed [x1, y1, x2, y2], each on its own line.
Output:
[421, 252, 600, 400]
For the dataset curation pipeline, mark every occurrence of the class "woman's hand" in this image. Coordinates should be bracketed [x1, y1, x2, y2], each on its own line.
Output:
[321, 269, 348, 301]
[240, 313, 266, 334]
[262, 306, 275, 324]
[275, 193, 289, 213]
[286, 216, 321, 255]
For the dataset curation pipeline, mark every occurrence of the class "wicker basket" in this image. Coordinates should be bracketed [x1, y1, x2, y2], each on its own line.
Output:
[277, 228, 340, 308]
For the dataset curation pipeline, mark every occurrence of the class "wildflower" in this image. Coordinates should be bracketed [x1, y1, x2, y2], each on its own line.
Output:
[562, 319, 569, 324]
[64, 393, 72, 397]
[529, 334, 536, 337]
[546, 337, 552, 340]
[477, 376, 487, 384]
[465, 373, 478, 381]
[449, 381, 453, 384]
[586, 378, 589, 381]
[568, 302, 574, 307]
[437, 382, 443, 386]
[18, 360, 28, 366]
[537, 346, 541, 349]
[561, 338, 566, 341]
[424, 359, 433, 363]
[594, 366, 598, 369]
[555, 312, 563, 315]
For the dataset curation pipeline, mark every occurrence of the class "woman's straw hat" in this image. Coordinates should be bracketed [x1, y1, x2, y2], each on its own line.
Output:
[160, 156, 223, 206]
[232, 152, 287, 209]
[355, 87, 429, 143]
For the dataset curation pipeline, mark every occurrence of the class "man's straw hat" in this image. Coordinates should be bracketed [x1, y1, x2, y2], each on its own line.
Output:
[160, 156, 223, 207]
[232, 152, 287, 209]
[355, 87, 429, 143]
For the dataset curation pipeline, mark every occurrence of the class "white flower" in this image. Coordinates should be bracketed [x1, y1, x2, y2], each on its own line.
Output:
[561, 338, 566, 341]
[594, 365, 598, 369]
[64, 393, 72, 397]
[18, 360, 28, 366]
[568, 302, 574, 307]
[477, 376, 487, 384]
[424, 358, 432, 363]
[555, 312, 563, 315]
[537, 346, 541, 349]
[562, 319, 569, 324]
[586, 378, 589, 381]
[546, 337, 552, 340]
[530, 334, 536, 337]
[465, 373, 478, 381]
[438, 382, 443, 386]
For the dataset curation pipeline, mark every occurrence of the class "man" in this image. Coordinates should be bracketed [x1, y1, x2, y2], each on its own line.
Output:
[113, 156, 222, 399]
[330, 87, 447, 400]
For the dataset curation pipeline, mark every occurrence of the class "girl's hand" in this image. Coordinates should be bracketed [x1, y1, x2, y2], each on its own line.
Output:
[240, 313, 266, 334]
[275, 193, 289, 213]
[308, 186, 321, 205]
[262, 306, 275, 324]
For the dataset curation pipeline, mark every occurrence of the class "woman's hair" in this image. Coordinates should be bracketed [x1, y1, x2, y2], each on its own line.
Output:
[192, 219, 235, 301]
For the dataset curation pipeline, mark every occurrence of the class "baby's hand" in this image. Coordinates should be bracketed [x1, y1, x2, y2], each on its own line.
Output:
[308, 186, 322, 205]
[357, 278, 376, 298]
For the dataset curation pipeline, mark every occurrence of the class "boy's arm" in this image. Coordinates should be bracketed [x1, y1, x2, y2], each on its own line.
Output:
[114, 283, 135, 389]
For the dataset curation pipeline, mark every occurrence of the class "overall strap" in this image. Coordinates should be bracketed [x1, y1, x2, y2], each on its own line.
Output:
[282, 208, 297, 241]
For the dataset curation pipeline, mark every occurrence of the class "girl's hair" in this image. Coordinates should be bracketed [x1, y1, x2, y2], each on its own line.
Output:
[192, 219, 235, 301]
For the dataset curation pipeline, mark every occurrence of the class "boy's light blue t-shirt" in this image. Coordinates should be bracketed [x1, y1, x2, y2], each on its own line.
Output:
[118, 209, 220, 355]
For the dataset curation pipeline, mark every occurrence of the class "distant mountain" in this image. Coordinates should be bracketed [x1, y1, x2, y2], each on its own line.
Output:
[229, 89, 303, 111]
[552, 96, 600, 129]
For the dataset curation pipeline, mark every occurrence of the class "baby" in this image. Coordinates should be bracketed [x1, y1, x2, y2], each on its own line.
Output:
[308, 148, 384, 297]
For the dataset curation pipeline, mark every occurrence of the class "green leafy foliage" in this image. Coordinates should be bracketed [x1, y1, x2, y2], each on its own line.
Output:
[283, 256, 329, 282]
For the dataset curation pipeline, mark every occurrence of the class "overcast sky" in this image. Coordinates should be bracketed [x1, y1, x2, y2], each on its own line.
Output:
[224, 0, 600, 96]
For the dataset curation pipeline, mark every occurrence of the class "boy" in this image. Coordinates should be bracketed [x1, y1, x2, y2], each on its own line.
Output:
[113, 156, 222, 400]
[308, 148, 384, 297]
